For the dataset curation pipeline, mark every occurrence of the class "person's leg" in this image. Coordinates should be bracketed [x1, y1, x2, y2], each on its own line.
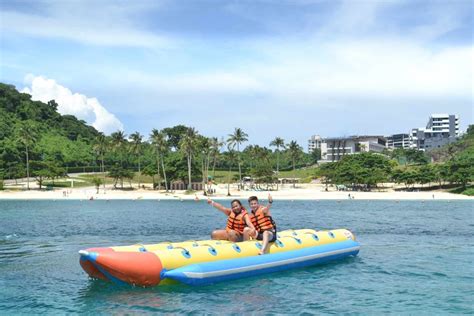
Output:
[243, 227, 255, 241]
[211, 229, 229, 240]
[227, 230, 243, 242]
[259, 231, 274, 255]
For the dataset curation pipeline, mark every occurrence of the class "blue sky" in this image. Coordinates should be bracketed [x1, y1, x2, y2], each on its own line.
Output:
[1, 0, 472, 148]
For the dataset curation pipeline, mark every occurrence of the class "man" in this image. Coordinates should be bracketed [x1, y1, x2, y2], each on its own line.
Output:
[246, 195, 277, 255]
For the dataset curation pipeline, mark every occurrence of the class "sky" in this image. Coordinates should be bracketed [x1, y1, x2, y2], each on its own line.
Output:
[1, 0, 473, 149]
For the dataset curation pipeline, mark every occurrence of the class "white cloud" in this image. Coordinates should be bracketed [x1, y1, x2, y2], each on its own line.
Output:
[21, 75, 123, 134]
[0, 2, 170, 48]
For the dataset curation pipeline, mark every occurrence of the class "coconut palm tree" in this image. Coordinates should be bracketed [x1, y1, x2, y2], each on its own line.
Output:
[110, 131, 127, 166]
[179, 127, 198, 190]
[270, 137, 285, 174]
[93, 133, 108, 189]
[225, 145, 237, 196]
[210, 137, 224, 178]
[17, 123, 37, 190]
[110, 131, 127, 188]
[198, 136, 212, 195]
[130, 132, 143, 189]
[287, 140, 303, 188]
[227, 128, 248, 189]
[150, 129, 170, 191]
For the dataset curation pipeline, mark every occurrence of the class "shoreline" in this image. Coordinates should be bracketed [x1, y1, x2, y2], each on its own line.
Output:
[0, 184, 472, 201]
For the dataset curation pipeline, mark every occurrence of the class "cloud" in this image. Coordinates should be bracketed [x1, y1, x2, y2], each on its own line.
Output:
[0, 1, 170, 48]
[21, 75, 123, 134]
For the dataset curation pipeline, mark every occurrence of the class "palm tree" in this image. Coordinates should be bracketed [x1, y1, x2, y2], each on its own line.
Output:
[198, 136, 212, 195]
[150, 129, 170, 191]
[17, 123, 37, 190]
[210, 137, 224, 178]
[227, 128, 248, 189]
[270, 137, 285, 174]
[225, 145, 237, 196]
[93, 133, 108, 190]
[287, 140, 303, 188]
[110, 131, 127, 188]
[110, 131, 127, 166]
[130, 132, 143, 189]
[179, 127, 198, 190]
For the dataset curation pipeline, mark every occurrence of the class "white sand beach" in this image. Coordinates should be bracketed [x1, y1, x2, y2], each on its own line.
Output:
[0, 183, 471, 201]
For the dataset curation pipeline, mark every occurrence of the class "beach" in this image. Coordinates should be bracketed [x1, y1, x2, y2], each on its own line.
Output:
[0, 183, 471, 200]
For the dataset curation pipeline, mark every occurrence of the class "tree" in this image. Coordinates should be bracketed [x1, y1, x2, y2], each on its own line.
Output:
[447, 153, 474, 189]
[179, 127, 198, 190]
[108, 164, 134, 189]
[93, 133, 108, 189]
[110, 131, 127, 167]
[417, 164, 436, 187]
[310, 148, 321, 164]
[198, 136, 212, 195]
[250, 147, 276, 186]
[227, 127, 248, 189]
[225, 146, 237, 196]
[316, 162, 337, 190]
[130, 132, 143, 189]
[162, 125, 189, 150]
[270, 137, 285, 174]
[210, 137, 224, 178]
[287, 140, 303, 188]
[16, 121, 37, 190]
[91, 177, 103, 194]
[150, 129, 170, 191]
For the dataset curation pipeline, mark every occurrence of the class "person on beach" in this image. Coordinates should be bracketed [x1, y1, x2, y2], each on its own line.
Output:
[208, 199, 256, 242]
[247, 195, 277, 255]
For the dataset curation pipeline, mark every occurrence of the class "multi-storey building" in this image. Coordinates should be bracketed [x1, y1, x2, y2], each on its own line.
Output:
[320, 136, 386, 162]
[409, 114, 459, 150]
[308, 135, 322, 153]
[386, 133, 410, 149]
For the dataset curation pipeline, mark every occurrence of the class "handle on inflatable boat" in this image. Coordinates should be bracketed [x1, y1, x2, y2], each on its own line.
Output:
[136, 244, 148, 252]
[199, 243, 218, 256]
[287, 229, 298, 236]
[303, 232, 319, 241]
[285, 235, 303, 244]
[169, 246, 192, 258]
[230, 243, 242, 253]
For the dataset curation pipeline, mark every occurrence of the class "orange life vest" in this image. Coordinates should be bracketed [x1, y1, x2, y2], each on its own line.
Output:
[250, 206, 276, 232]
[226, 209, 248, 234]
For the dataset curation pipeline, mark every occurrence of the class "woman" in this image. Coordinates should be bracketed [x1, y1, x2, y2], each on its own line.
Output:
[208, 199, 256, 242]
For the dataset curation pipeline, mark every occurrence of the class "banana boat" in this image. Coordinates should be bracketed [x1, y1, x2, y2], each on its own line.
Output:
[79, 228, 360, 286]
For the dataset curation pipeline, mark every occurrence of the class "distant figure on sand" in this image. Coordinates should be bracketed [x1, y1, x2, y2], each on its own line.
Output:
[208, 199, 256, 242]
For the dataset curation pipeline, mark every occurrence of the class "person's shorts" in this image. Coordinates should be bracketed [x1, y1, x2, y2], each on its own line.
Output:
[256, 229, 277, 242]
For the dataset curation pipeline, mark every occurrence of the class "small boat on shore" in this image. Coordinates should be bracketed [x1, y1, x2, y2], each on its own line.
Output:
[79, 228, 360, 286]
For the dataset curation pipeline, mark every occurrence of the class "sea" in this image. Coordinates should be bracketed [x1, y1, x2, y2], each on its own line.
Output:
[0, 199, 473, 314]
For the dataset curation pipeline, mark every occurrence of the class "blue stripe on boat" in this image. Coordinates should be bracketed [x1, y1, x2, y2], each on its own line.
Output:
[162, 240, 360, 285]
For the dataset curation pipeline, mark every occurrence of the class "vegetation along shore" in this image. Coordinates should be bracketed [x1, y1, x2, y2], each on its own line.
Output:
[0, 83, 473, 198]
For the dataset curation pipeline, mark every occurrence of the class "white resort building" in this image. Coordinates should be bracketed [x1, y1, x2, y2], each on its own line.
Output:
[386, 133, 410, 149]
[308, 135, 322, 153]
[409, 114, 460, 150]
[320, 136, 387, 162]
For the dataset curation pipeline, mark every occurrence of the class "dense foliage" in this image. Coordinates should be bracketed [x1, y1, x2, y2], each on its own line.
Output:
[0, 83, 309, 190]
[1, 82, 471, 193]
[317, 128, 473, 192]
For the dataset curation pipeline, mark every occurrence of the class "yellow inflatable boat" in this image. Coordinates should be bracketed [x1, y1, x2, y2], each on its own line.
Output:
[79, 228, 359, 286]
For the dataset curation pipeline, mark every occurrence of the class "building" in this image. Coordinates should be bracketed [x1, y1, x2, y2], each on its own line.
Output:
[308, 135, 322, 153]
[409, 114, 459, 150]
[320, 136, 386, 162]
[386, 133, 410, 149]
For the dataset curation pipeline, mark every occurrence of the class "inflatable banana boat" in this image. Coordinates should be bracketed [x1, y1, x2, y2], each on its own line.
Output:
[79, 228, 359, 286]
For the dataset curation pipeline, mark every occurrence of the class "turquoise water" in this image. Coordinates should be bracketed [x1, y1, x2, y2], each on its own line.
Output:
[0, 200, 473, 314]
